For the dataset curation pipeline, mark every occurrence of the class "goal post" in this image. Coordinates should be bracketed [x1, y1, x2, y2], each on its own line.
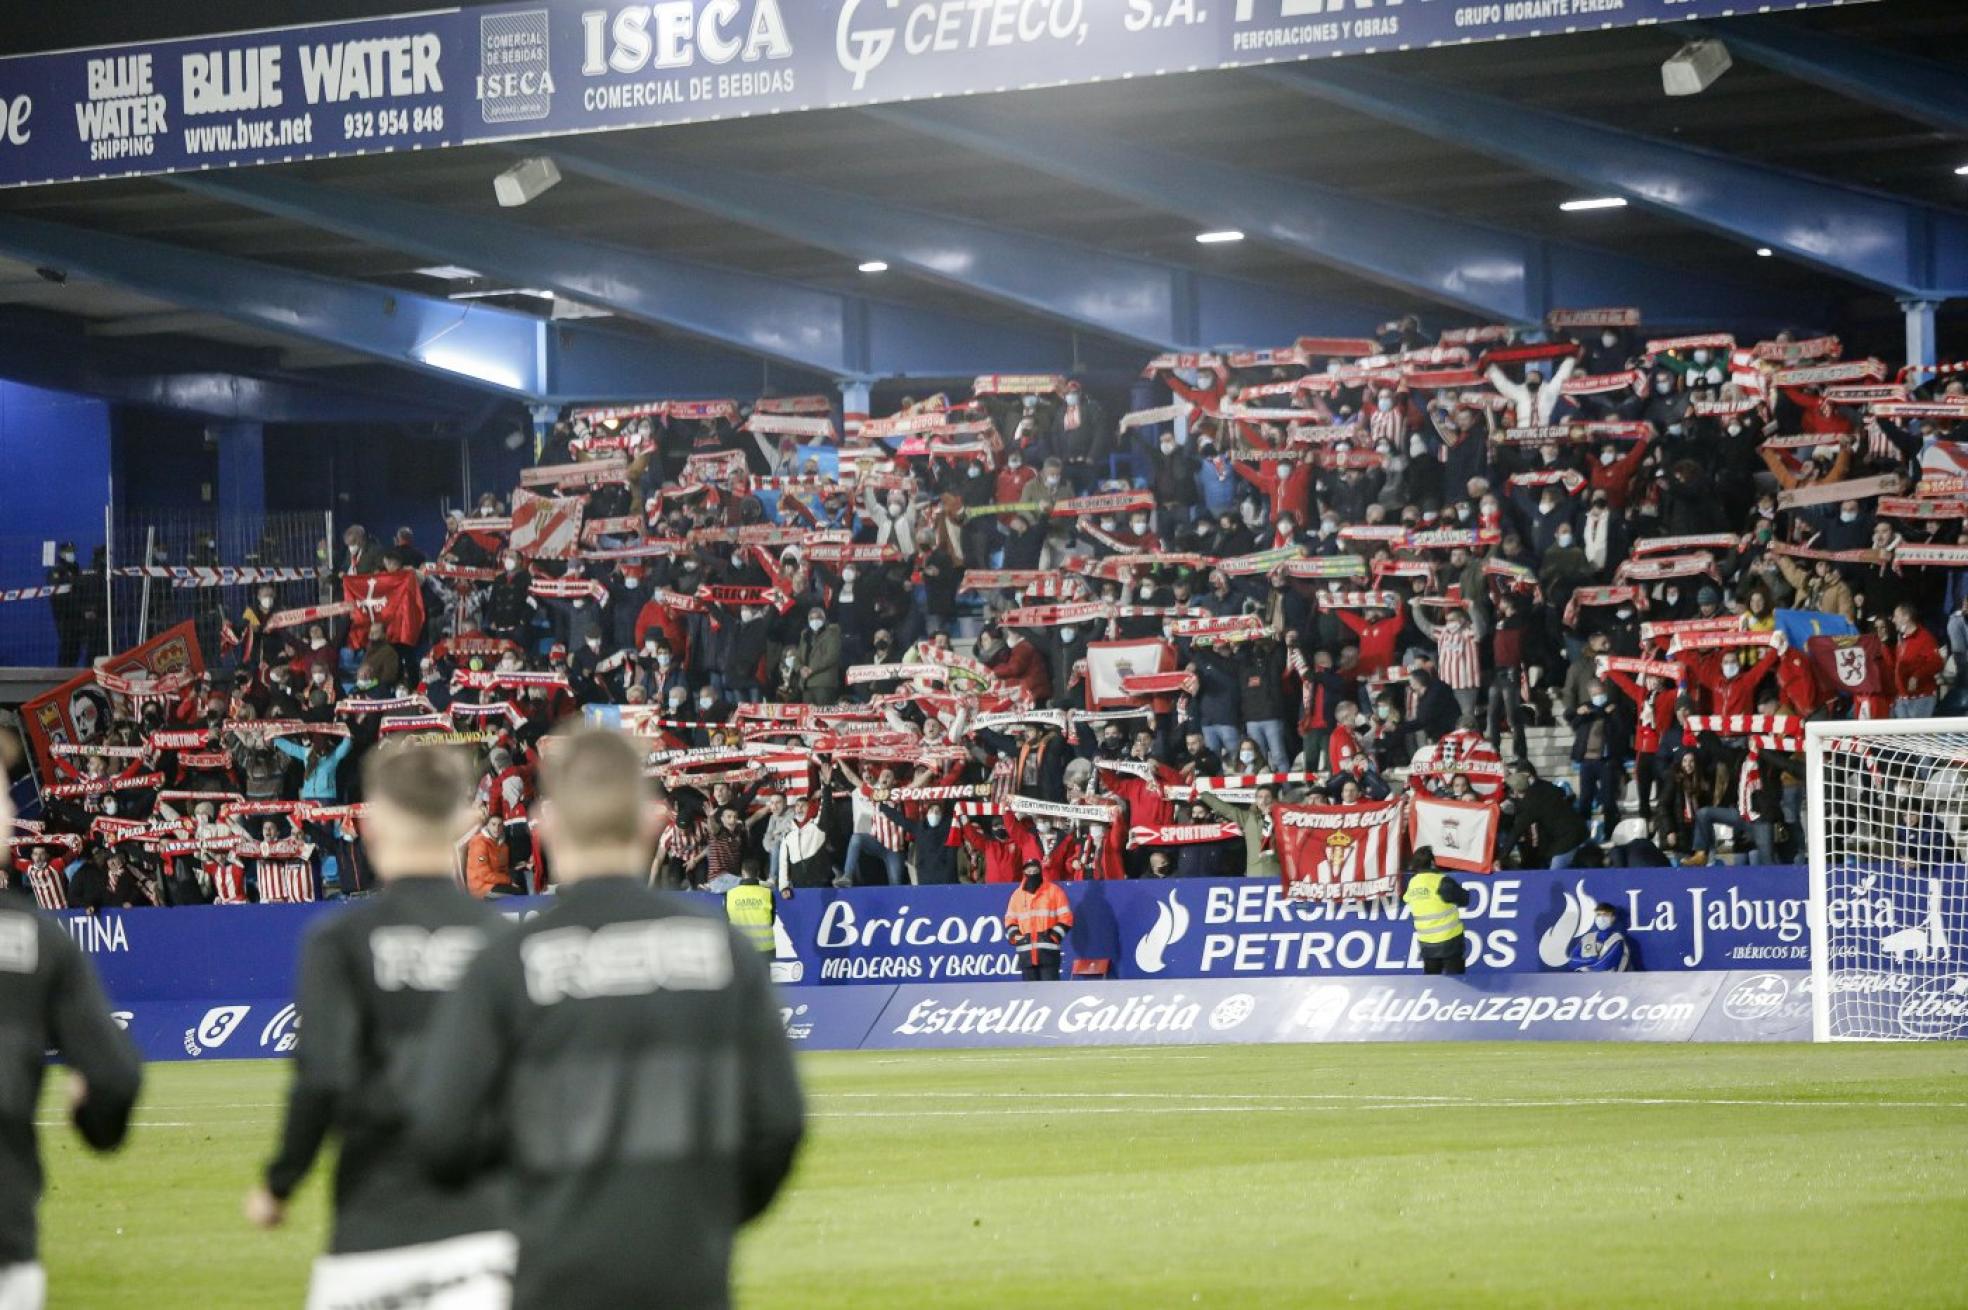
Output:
[1805, 718, 1968, 1042]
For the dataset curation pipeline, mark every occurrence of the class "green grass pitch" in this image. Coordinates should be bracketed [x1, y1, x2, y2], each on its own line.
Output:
[34, 1043, 1968, 1308]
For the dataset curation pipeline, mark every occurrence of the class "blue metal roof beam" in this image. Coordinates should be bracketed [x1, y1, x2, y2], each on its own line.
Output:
[172, 173, 1078, 382]
[1694, 18, 1968, 139]
[546, 142, 1390, 347]
[1258, 62, 1968, 301]
[874, 102, 1824, 332]
[0, 316, 487, 424]
[0, 213, 589, 401]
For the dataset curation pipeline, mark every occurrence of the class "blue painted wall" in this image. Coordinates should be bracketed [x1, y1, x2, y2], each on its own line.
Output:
[0, 380, 111, 665]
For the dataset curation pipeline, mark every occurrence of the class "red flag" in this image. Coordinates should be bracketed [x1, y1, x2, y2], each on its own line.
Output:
[343, 571, 426, 648]
[1274, 800, 1403, 903]
[1806, 634, 1887, 699]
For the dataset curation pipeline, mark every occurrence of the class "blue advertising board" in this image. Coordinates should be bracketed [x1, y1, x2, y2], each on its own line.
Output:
[95, 969, 1819, 1061]
[55, 865, 1831, 1061]
[765, 866, 1812, 984]
[0, 0, 1870, 191]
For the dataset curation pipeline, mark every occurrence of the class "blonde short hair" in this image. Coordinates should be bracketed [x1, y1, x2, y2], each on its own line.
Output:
[362, 741, 474, 825]
[541, 724, 651, 846]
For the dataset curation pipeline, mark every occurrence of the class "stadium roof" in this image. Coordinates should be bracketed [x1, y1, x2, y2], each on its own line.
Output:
[0, 0, 1962, 423]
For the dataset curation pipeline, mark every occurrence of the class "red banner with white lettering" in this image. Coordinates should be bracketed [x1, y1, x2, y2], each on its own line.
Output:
[1275, 800, 1403, 903]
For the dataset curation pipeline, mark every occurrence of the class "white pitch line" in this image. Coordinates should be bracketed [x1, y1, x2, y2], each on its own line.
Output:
[810, 1090, 1968, 1111]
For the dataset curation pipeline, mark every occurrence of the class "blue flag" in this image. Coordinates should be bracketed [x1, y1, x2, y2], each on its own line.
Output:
[1776, 608, 1857, 649]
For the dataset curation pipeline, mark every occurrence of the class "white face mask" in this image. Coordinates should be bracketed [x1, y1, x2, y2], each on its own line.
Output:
[1100, 519, 1117, 532]
[1721, 661, 1741, 678]
[1130, 519, 1149, 534]
[1600, 450, 1617, 466]
[1376, 398, 1394, 413]
[699, 695, 717, 708]
[1591, 692, 1608, 706]
[1138, 585, 1154, 600]
[926, 809, 942, 825]
[841, 567, 857, 582]
[1555, 533, 1574, 548]
[1043, 476, 1059, 488]
[967, 465, 982, 478]
[1159, 442, 1175, 455]
[1058, 627, 1077, 643]
[310, 638, 327, 650]
[623, 575, 640, 589]
[1840, 511, 1858, 524]
[809, 617, 825, 632]
[1601, 332, 1619, 348]
[1594, 914, 1615, 931]
[1239, 751, 1256, 765]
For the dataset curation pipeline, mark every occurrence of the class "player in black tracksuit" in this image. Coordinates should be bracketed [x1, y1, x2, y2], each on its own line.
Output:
[407, 727, 805, 1310]
[0, 864, 144, 1299]
[247, 744, 513, 1302]
[256, 879, 509, 1251]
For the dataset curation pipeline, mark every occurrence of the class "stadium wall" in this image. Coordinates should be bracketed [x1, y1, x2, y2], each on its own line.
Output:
[0, 380, 110, 664]
[56, 866, 1823, 1061]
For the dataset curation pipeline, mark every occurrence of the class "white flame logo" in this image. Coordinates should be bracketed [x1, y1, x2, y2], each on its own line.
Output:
[1133, 889, 1190, 975]
[1538, 880, 1597, 968]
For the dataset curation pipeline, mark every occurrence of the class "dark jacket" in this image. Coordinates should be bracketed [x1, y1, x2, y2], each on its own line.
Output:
[407, 878, 803, 1310]
[1503, 781, 1589, 867]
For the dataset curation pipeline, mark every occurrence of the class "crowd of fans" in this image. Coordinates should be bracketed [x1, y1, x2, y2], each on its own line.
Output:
[7, 311, 1967, 909]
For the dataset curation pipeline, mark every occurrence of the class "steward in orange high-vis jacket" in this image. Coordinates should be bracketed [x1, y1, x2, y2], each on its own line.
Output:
[1005, 863, 1073, 981]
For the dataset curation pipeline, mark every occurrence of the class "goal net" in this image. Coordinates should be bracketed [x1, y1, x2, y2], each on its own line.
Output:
[1806, 719, 1968, 1042]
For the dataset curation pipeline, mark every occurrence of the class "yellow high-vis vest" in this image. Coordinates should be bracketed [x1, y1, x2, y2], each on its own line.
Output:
[724, 883, 775, 954]
[1403, 872, 1464, 945]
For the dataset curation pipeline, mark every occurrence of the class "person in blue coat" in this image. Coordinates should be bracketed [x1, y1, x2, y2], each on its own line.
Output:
[1567, 902, 1633, 972]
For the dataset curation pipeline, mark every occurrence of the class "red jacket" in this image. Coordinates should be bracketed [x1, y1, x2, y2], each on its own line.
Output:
[1689, 649, 1778, 718]
[1892, 626, 1944, 699]
[1604, 670, 1678, 755]
[958, 822, 1023, 884]
[989, 639, 1052, 703]
[1336, 610, 1404, 678]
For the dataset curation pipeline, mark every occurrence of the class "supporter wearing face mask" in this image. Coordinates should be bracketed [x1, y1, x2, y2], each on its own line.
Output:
[792, 607, 842, 707]
[1567, 902, 1633, 971]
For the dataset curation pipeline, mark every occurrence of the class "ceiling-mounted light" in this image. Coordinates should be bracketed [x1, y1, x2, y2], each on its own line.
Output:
[493, 156, 560, 207]
[1755, 247, 1774, 258]
[1559, 197, 1627, 212]
[858, 260, 889, 273]
[1195, 229, 1245, 244]
[1662, 38, 1732, 96]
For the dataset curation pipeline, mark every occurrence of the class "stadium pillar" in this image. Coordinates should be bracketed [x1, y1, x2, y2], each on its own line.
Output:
[840, 381, 871, 438]
[1900, 299, 1942, 386]
[210, 420, 264, 566]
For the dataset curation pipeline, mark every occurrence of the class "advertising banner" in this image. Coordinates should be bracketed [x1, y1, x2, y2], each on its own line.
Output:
[823, 970, 1815, 1051]
[0, 0, 1869, 192]
[768, 866, 1812, 984]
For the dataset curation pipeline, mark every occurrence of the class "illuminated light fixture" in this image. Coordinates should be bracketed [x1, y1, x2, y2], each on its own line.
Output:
[858, 260, 889, 273]
[1559, 197, 1627, 212]
[1195, 229, 1245, 244]
[1955, 164, 1968, 176]
[493, 156, 560, 207]
[1662, 38, 1732, 96]
[1756, 247, 1774, 258]
[416, 345, 525, 391]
